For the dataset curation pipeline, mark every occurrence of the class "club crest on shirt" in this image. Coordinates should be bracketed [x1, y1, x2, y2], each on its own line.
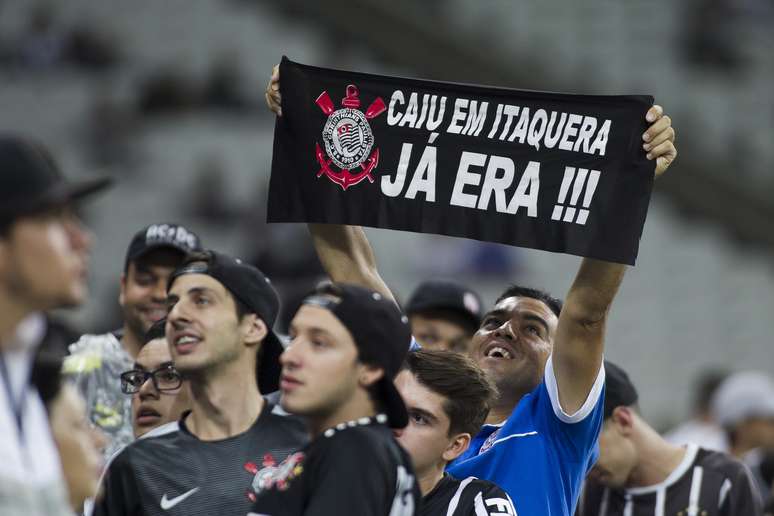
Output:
[314, 84, 386, 191]
[244, 452, 305, 501]
[479, 428, 501, 454]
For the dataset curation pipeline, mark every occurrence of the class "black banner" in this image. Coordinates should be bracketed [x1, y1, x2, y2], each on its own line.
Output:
[268, 57, 655, 265]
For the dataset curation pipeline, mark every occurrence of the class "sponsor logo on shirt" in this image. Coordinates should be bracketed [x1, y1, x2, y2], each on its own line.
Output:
[244, 452, 305, 501]
[160, 487, 200, 510]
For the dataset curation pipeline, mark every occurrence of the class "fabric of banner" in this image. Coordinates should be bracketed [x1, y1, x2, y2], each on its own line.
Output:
[268, 57, 655, 265]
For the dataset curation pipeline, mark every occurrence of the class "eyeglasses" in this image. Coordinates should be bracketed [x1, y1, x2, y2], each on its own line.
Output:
[120, 365, 182, 394]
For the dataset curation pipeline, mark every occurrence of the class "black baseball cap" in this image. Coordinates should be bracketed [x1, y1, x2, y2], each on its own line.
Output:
[168, 250, 283, 393]
[125, 223, 202, 270]
[406, 280, 483, 332]
[603, 361, 639, 419]
[301, 283, 412, 428]
[0, 135, 111, 224]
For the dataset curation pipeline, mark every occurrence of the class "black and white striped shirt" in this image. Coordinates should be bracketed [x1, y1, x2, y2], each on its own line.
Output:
[421, 474, 516, 516]
[578, 444, 763, 516]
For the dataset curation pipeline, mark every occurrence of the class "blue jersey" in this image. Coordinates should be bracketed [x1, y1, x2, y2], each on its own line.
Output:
[447, 357, 605, 516]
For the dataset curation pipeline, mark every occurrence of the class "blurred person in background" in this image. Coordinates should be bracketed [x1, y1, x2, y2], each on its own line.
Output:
[120, 319, 189, 439]
[711, 370, 774, 502]
[578, 361, 762, 516]
[64, 222, 201, 460]
[395, 349, 517, 515]
[0, 134, 109, 514]
[33, 352, 107, 515]
[17, 4, 66, 70]
[405, 280, 483, 354]
[664, 368, 729, 451]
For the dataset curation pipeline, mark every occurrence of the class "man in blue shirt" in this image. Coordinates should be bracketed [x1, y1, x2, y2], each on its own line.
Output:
[444, 286, 604, 515]
[266, 68, 677, 515]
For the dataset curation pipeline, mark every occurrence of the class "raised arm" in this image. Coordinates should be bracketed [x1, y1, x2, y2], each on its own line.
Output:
[308, 224, 396, 303]
[553, 104, 676, 414]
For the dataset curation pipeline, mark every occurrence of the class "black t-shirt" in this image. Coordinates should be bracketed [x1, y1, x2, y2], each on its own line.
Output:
[421, 474, 516, 516]
[578, 444, 763, 516]
[93, 400, 308, 516]
[249, 416, 421, 516]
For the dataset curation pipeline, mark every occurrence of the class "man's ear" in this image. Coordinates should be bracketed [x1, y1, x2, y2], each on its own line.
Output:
[242, 315, 268, 348]
[611, 406, 636, 436]
[442, 432, 471, 463]
[358, 364, 385, 389]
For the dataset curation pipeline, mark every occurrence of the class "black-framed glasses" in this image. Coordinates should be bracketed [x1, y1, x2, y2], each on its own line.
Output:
[120, 365, 182, 394]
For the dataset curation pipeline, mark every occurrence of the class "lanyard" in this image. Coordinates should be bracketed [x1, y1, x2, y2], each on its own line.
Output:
[0, 353, 25, 440]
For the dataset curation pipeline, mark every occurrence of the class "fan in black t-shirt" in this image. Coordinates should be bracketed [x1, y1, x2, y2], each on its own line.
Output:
[94, 251, 309, 516]
[250, 283, 421, 516]
[577, 362, 763, 516]
[395, 350, 516, 516]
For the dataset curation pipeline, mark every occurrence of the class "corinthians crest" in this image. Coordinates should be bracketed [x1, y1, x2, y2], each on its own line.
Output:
[315, 84, 386, 190]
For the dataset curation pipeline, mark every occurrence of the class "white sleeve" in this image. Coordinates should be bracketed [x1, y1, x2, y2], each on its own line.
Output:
[544, 355, 605, 424]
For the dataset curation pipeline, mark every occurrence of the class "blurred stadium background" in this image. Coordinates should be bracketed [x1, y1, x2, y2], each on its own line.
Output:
[1, 0, 772, 430]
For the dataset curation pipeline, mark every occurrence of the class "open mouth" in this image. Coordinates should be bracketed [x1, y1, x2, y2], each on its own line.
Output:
[136, 407, 162, 426]
[483, 341, 516, 360]
[173, 334, 201, 354]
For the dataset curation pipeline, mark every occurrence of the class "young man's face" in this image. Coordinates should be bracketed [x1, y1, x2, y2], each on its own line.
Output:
[131, 337, 188, 437]
[393, 370, 462, 476]
[588, 418, 638, 488]
[410, 314, 470, 353]
[280, 304, 367, 420]
[166, 273, 246, 375]
[469, 296, 556, 400]
[0, 208, 92, 310]
[120, 249, 183, 341]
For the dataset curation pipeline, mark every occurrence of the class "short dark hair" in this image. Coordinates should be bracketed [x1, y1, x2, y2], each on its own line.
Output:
[495, 285, 562, 318]
[403, 349, 497, 436]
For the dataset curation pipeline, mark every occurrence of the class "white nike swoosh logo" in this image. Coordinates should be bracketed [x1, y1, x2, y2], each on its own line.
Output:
[160, 487, 200, 510]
